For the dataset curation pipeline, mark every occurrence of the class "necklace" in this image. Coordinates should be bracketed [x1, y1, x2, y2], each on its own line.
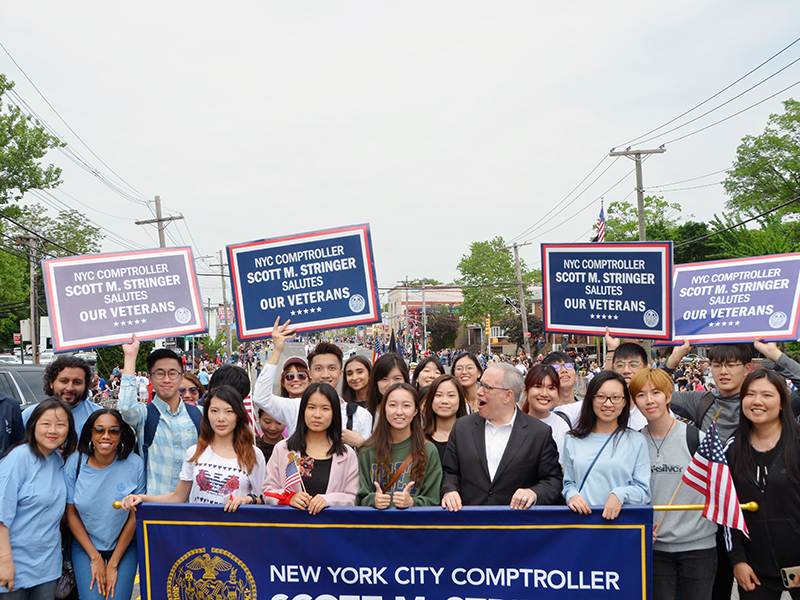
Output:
[751, 430, 781, 453]
[646, 419, 676, 463]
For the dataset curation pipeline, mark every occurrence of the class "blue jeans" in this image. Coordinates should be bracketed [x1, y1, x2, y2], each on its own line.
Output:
[2, 580, 57, 600]
[71, 540, 137, 600]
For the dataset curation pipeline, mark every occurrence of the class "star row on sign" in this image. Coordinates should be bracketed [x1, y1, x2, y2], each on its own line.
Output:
[589, 314, 619, 320]
[114, 319, 147, 326]
[708, 321, 741, 327]
[290, 307, 322, 316]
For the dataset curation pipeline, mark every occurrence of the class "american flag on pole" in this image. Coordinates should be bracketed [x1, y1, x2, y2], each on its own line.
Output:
[682, 424, 749, 538]
[373, 335, 382, 362]
[284, 460, 302, 492]
[593, 202, 606, 242]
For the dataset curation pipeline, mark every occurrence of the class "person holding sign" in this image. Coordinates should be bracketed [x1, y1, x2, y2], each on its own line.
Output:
[263, 383, 358, 513]
[630, 368, 716, 600]
[562, 371, 650, 520]
[356, 383, 442, 508]
[252, 318, 372, 449]
[121, 385, 266, 512]
[441, 364, 562, 511]
[727, 369, 800, 599]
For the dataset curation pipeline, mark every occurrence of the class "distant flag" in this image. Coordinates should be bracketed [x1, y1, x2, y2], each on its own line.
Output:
[373, 335, 382, 362]
[284, 460, 302, 492]
[592, 201, 606, 243]
[682, 424, 749, 538]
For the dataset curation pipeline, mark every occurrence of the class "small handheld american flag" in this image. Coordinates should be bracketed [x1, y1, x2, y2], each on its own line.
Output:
[284, 459, 302, 492]
[682, 424, 749, 538]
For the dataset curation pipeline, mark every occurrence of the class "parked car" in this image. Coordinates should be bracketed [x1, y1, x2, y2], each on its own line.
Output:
[0, 364, 48, 411]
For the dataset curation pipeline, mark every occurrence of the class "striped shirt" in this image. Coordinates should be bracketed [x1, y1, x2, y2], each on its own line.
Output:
[118, 374, 199, 495]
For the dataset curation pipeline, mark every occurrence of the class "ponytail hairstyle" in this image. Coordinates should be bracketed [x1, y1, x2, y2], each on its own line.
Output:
[191, 385, 257, 473]
[366, 382, 428, 484]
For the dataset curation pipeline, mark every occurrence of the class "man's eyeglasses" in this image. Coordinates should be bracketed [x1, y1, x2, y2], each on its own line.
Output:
[614, 360, 641, 370]
[150, 369, 182, 381]
[711, 362, 744, 370]
[477, 381, 511, 393]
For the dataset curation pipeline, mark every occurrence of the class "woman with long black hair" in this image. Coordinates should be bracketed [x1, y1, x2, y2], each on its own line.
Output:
[365, 354, 409, 419]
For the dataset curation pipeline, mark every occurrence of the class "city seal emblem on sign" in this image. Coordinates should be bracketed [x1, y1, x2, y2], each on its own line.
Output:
[166, 547, 256, 600]
[349, 294, 366, 313]
[643, 309, 659, 328]
[174, 307, 192, 324]
[769, 311, 787, 329]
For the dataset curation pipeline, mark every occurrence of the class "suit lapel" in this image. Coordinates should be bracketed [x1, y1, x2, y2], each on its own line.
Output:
[492, 412, 528, 483]
[471, 415, 490, 482]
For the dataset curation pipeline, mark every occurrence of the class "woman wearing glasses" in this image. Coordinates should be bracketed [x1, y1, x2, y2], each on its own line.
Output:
[562, 371, 650, 520]
[65, 409, 144, 600]
[450, 352, 483, 413]
[180, 372, 205, 406]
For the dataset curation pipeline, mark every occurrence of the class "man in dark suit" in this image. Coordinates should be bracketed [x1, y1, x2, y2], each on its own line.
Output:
[441, 363, 562, 511]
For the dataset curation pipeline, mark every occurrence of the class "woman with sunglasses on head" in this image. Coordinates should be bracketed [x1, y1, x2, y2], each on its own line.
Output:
[451, 352, 483, 413]
[727, 369, 800, 599]
[0, 398, 77, 598]
[121, 385, 266, 513]
[263, 383, 358, 514]
[64, 409, 144, 600]
[562, 371, 650, 521]
[342, 355, 371, 408]
[366, 354, 410, 419]
[422, 375, 468, 462]
[180, 372, 205, 406]
[357, 383, 442, 508]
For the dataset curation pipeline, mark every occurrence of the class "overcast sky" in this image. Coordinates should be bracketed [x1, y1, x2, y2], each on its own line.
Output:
[2, 1, 799, 310]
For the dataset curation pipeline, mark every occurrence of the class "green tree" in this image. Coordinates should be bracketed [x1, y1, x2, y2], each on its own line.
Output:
[428, 308, 461, 351]
[0, 74, 65, 203]
[600, 195, 684, 241]
[407, 278, 442, 286]
[707, 213, 800, 258]
[95, 340, 154, 380]
[724, 98, 800, 219]
[456, 236, 537, 325]
[498, 313, 543, 353]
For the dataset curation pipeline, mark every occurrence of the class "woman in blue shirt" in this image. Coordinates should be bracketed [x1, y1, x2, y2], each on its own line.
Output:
[64, 409, 144, 600]
[562, 370, 650, 520]
[0, 397, 77, 598]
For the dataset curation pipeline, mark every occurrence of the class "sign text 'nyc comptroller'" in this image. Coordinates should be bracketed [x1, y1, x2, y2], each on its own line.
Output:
[542, 242, 672, 340]
[228, 224, 381, 339]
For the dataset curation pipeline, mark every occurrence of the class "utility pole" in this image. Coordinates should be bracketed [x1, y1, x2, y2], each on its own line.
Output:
[510, 242, 532, 357]
[212, 250, 233, 360]
[608, 147, 666, 241]
[16, 237, 40, 364]
[135, 196, 184, 247]
[609, 146, 665, 360]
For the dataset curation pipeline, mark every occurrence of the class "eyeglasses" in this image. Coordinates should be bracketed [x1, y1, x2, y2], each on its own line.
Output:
[711, 362, 744, 370]
[454, 364, 476, 373]
[93, 426, 121, 436]
[614, 360, 641, 370]
[477, 381, 511, 393]
[285, 372, 308, 382]
[150, 369, 182, 381]
[179, 387, 199, 395]
[593, 394, 626, 405]
[551, 363, 575, 372]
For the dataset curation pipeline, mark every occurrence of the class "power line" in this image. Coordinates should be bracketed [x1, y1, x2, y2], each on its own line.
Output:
[648, 181, 721, 193]
[649, 168, 729, 188]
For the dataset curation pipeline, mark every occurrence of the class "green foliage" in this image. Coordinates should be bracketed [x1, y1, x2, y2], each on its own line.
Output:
[428, 308, 461, 351]
[95, 340, 154, 380]
[456, 236, 536, 325]
[707, 213, 800, 258]
[724, 98, 800, 218]
[406, 278, 442, 286]
[498, 314, 543, 353]
[600, 196, 685, 242]
[0, 74, 65, 203]
[196, 331, 227, 358]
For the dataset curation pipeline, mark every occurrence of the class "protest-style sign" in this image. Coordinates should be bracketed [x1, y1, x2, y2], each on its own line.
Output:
[672, 253, 800, 344]
[43, 247, 206, 352]
[137, 504, 652, 600]
[228, 224, 381, 340]
[542, 242, 673, 340]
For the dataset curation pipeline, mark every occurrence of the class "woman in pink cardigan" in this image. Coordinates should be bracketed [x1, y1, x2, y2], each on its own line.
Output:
[263, 383, 358, 513]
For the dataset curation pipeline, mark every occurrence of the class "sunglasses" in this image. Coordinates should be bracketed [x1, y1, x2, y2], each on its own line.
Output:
[551, 363, 575, 371]
[285, 372, 309, 382]
[179, 387, 200, 395]
[93, 426, 121, 436]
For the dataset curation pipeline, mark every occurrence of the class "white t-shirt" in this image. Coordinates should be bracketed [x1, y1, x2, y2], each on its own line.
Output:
[179, 445, 266, 504]
[540, 412, 570, 463]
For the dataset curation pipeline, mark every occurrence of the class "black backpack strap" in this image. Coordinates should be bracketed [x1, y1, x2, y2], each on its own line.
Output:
[685, 423, 701, 456]
[185, 404, 202, 432]
[695, 392, 716, 430]
[554, 410, 572, 427]
[346, 402, 358, 430]
[142, 402, 160, 461]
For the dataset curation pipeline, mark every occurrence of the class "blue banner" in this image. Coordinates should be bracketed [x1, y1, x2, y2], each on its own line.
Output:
[136, 505, 652, 600]
[542, 242, 672, 340]
[227, 225, 381, 340]
[671, 253, 800, 344]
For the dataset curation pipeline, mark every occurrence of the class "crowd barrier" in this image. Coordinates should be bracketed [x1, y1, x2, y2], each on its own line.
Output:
[136, 504, 652, 600]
